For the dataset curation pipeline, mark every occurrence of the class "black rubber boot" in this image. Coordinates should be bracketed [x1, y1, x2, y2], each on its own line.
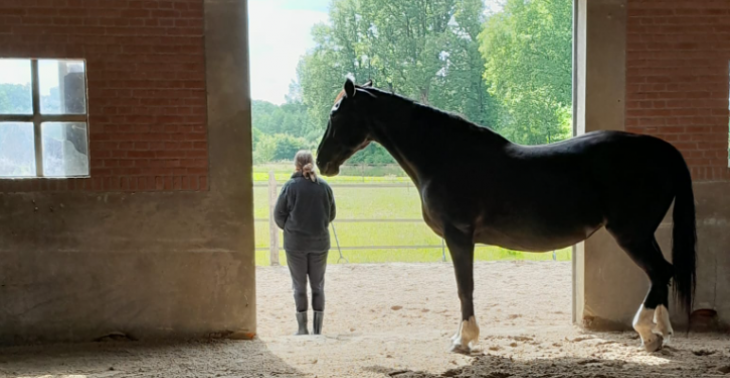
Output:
[295, 311, 309, 335]
[313, 311, 324, 335]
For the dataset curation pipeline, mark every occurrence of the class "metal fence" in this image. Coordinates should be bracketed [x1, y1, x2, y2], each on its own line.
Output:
[255, 170, 449, 265]
[255, 169, 558, 265]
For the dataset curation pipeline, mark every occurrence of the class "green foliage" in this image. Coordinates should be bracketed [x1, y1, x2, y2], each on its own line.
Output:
[478, 0, 573, 145]
[250, 0, 574, 163]
[252, 133, 276, 164]
[252, 133, 313, 164]
[251, 98, 320, 163]
[347, 143, 396, 165]
[272, 133, 310, 161]
[295, 0, 501, 164]
[251, 99, 316, 138]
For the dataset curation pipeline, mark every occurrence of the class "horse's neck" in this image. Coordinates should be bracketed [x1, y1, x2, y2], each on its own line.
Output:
[366, 96, 506, 186]
[367, 102, 433, 186]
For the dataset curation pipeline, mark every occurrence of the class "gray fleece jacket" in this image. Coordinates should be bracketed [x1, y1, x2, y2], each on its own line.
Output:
[274, 172, 336, 253]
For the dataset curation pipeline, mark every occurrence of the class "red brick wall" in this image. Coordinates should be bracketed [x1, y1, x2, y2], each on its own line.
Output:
[0, 0, 208, 191]
[626, 0, 730, 181]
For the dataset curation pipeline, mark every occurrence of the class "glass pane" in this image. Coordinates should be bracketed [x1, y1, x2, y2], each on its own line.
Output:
[39, 59, 87, 115]
[0, 59, 32, 115]
[41, 122, 89, 177]
[0, 122, 36, 177]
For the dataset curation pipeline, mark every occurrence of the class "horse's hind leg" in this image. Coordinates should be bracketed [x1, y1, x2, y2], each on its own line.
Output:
[612, 234, 674, 352]
[444, 223, 479, 354]
[648, 239, 674, 340]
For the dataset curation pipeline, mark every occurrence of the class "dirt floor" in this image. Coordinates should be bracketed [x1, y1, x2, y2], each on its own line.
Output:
[1, 261, 729, 377]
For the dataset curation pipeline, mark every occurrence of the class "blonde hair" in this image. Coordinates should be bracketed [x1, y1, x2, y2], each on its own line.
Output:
[294, 150, 317, 182]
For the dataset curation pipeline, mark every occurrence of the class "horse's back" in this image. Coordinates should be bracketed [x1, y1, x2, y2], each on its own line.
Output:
[472, 131, 684, 250]
[522, 130, 683, 232]
[512, 130, 683, 184]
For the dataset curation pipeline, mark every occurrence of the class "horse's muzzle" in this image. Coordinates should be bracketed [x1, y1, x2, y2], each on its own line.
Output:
[318, 162, 339, 177]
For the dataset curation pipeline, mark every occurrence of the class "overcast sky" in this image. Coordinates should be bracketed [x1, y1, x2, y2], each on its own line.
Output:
[248, 0, 330, 105]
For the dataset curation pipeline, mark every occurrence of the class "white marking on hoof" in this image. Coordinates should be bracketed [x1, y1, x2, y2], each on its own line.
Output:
[653, 305, 674, 343]
[633, 304, 670, 352]
[633, 304, 657, 350]
[450, 316, 480, 354]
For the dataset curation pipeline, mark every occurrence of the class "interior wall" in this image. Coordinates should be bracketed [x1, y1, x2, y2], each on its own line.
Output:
[0, 0, 256, 344]
[0, 0, 210, 192]
[574, 0, 730, 331]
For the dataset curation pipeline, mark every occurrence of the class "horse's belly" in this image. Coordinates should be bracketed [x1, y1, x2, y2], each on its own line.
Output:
[474, 224, 602, 252]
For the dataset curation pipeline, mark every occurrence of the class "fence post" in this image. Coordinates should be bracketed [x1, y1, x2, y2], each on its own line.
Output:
[268, 170, 280, 266]
[441, 238, 446, 262]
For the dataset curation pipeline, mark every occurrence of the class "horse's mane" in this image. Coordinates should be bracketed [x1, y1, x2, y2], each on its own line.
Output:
[361, 87, 508, 144]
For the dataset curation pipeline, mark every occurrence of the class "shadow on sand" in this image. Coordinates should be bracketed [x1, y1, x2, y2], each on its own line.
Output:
[364, 332, 730, 378]
[0, 338, 303, 377]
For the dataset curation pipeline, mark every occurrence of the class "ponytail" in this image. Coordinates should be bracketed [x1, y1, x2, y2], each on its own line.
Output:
[302, 163, 317, 182]
[294, 150, 318, 182]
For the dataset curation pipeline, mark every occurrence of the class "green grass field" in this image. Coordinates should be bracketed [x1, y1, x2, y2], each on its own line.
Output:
[253, 164, 572, 266]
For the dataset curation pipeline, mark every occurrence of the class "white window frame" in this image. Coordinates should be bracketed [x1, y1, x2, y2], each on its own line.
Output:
[0, 58, 89, 178]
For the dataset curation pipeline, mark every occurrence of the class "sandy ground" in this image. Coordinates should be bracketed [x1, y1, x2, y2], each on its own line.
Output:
[1, 261, 729, 378]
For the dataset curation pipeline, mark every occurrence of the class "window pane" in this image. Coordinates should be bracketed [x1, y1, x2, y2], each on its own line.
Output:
[41, 122, 89, 177]
[0, 59, 32, 115]
[0, 122, 36, 177]
[39, 60, 87, 115]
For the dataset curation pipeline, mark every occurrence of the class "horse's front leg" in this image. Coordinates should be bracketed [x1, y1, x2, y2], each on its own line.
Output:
[444, 223, 479, 354]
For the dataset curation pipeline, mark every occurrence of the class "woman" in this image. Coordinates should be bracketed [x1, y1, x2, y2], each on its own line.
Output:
[274, 150, 336, 335]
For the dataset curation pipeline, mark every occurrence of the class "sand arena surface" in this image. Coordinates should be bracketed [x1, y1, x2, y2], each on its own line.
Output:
[1, 262, 728, 377]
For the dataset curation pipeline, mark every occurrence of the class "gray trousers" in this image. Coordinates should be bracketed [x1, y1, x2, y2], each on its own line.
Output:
[286, 250, 329, 312]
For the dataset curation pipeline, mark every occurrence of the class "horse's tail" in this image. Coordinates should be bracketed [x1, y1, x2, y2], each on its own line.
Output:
[671, 156, 696, 323]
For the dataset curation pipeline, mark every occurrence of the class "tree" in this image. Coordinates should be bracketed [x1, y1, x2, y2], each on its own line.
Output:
[250, 96, 321, 164]
[252, 132, 313, 164]
[249, 0, 572, 165]
[478, 0, 572, 145]
[272, 134, 311, 161]
[251, 99, 315, 137]
[296, 0, 500, 164]
[0, 83, 32, 114]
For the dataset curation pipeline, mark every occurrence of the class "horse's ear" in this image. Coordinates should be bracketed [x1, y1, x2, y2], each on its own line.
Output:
[362, 80, 373, 88]
[344, 78, 356, 98]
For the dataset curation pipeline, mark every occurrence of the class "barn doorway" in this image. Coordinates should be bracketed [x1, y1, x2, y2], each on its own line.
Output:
[247, 0, 581, 372]
[248, 0, 574, 268]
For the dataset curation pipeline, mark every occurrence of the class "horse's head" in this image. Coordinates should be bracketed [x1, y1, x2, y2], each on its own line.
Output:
[316, 78, 374, 176]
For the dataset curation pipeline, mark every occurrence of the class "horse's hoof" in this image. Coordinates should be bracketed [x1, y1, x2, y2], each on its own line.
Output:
[657, 328, 673, 345]
[654, 324, 673, 342]
[643, 334, 664, 352]
[450, 343, 471, 355]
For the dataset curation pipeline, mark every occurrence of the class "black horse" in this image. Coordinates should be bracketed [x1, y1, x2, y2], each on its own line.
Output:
[316, 79, 696, 354]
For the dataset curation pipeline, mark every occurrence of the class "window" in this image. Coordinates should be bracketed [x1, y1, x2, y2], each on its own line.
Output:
[0, 59, 89, 178]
